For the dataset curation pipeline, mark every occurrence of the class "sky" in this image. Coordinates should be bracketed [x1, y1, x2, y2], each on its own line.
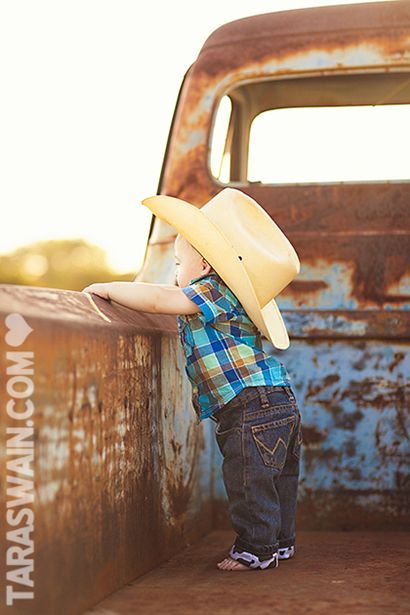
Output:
[0, 0, 398, 274]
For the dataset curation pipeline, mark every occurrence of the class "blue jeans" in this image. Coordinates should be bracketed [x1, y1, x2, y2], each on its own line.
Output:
[212, 385, 302, 557]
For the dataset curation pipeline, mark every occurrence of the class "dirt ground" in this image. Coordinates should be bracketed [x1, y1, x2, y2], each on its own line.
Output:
[85, 530, 410, 614]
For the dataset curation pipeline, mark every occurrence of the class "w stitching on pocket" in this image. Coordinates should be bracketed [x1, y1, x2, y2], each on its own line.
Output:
[258, 435, 287, 457]
[251, 415, 296, 469]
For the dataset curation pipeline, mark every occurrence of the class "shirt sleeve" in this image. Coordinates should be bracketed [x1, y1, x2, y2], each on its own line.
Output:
[181, 278, 236, 325]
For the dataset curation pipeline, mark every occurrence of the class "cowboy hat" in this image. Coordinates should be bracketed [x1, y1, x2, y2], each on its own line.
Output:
[141, 188, 300, 350]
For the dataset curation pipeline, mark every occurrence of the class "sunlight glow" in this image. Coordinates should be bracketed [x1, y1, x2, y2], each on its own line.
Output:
[248, 104, 410, 183]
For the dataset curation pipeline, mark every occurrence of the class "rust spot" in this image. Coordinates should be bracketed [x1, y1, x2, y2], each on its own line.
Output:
[352, 355, 366, 371]
[303, 446, 339, 473]
[330, 407, 365, 431]
[344, 438, 357, 457]
[167, 435, 199, 517]
[388, 352, 405, 372]
[348, 467, 362, 481]
[171, 438, 182, 456]
[396, 469, 410, 490]
[395, 406, 410, 441]
[305, 374, 341, 400]
[340, 378, 408, 411]
[292, 280, 328, 293]
[302, 424, 326, 447]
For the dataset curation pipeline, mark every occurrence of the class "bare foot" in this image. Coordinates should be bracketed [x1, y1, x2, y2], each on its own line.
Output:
[217, 556, 250, 570]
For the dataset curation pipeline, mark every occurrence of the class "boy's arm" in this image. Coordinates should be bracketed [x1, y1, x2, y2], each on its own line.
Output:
[82, 281, 202, 316]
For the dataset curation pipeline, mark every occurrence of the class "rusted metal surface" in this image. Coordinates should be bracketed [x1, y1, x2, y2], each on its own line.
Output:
[0, 285, 213, 613]
[139, 1, 410, 531]
[271, 340, 409, 529]
[85, 529, 410, 615]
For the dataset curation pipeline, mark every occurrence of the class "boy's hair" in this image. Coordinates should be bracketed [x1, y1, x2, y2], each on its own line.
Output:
[176, 233, 214, 272]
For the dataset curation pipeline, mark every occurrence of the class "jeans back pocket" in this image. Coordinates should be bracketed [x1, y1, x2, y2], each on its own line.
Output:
[251, 414, 296, 470]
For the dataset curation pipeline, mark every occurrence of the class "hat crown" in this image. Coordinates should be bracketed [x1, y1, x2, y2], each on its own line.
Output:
[141, 187, 301, 349]
[202, 189, 300, 307]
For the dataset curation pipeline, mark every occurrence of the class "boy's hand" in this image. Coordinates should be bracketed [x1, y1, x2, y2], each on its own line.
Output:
[82, 283, 111, 300]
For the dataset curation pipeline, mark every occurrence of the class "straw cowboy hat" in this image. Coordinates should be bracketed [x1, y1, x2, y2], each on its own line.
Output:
[141, 188, 300, 350]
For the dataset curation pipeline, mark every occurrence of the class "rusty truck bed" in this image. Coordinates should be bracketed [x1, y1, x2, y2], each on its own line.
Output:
[85, 529, 410, 615]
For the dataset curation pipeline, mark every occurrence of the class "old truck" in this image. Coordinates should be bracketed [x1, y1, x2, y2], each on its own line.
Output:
[1, 1, 409, 613]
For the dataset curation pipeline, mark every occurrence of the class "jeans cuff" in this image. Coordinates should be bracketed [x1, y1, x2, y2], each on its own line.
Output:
[278, 538, 295, 549]
[234, 536, 278, 556]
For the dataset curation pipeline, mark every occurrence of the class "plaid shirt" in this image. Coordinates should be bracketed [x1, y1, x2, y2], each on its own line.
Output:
[176, 271, 292, 424]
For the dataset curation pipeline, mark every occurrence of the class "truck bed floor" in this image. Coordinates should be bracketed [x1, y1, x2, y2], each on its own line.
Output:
[85, 530, 410, 614]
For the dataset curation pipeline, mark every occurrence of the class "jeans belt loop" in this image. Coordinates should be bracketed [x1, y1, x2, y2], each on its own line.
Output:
[258, 386, 270, 409]
[284, 385, 295, 402]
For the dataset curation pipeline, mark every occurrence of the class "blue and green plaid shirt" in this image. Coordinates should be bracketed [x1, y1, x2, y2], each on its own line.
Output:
[176, 271, 292, 423]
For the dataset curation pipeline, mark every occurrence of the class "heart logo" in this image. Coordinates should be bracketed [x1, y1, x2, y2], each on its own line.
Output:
[5, 313, 34, 347]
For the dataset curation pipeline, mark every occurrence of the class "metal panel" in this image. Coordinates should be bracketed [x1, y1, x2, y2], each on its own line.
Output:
[140, 1, 410, 530]
[0, 286, 213, 613]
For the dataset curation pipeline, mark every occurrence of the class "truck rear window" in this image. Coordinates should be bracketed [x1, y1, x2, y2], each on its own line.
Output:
[247, 104, 410, 184]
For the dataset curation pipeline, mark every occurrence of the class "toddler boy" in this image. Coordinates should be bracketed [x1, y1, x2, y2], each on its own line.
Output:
[82, 188, 302, 571]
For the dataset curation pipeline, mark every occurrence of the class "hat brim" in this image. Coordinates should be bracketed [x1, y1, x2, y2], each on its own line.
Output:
[142, 194, 290, 349]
